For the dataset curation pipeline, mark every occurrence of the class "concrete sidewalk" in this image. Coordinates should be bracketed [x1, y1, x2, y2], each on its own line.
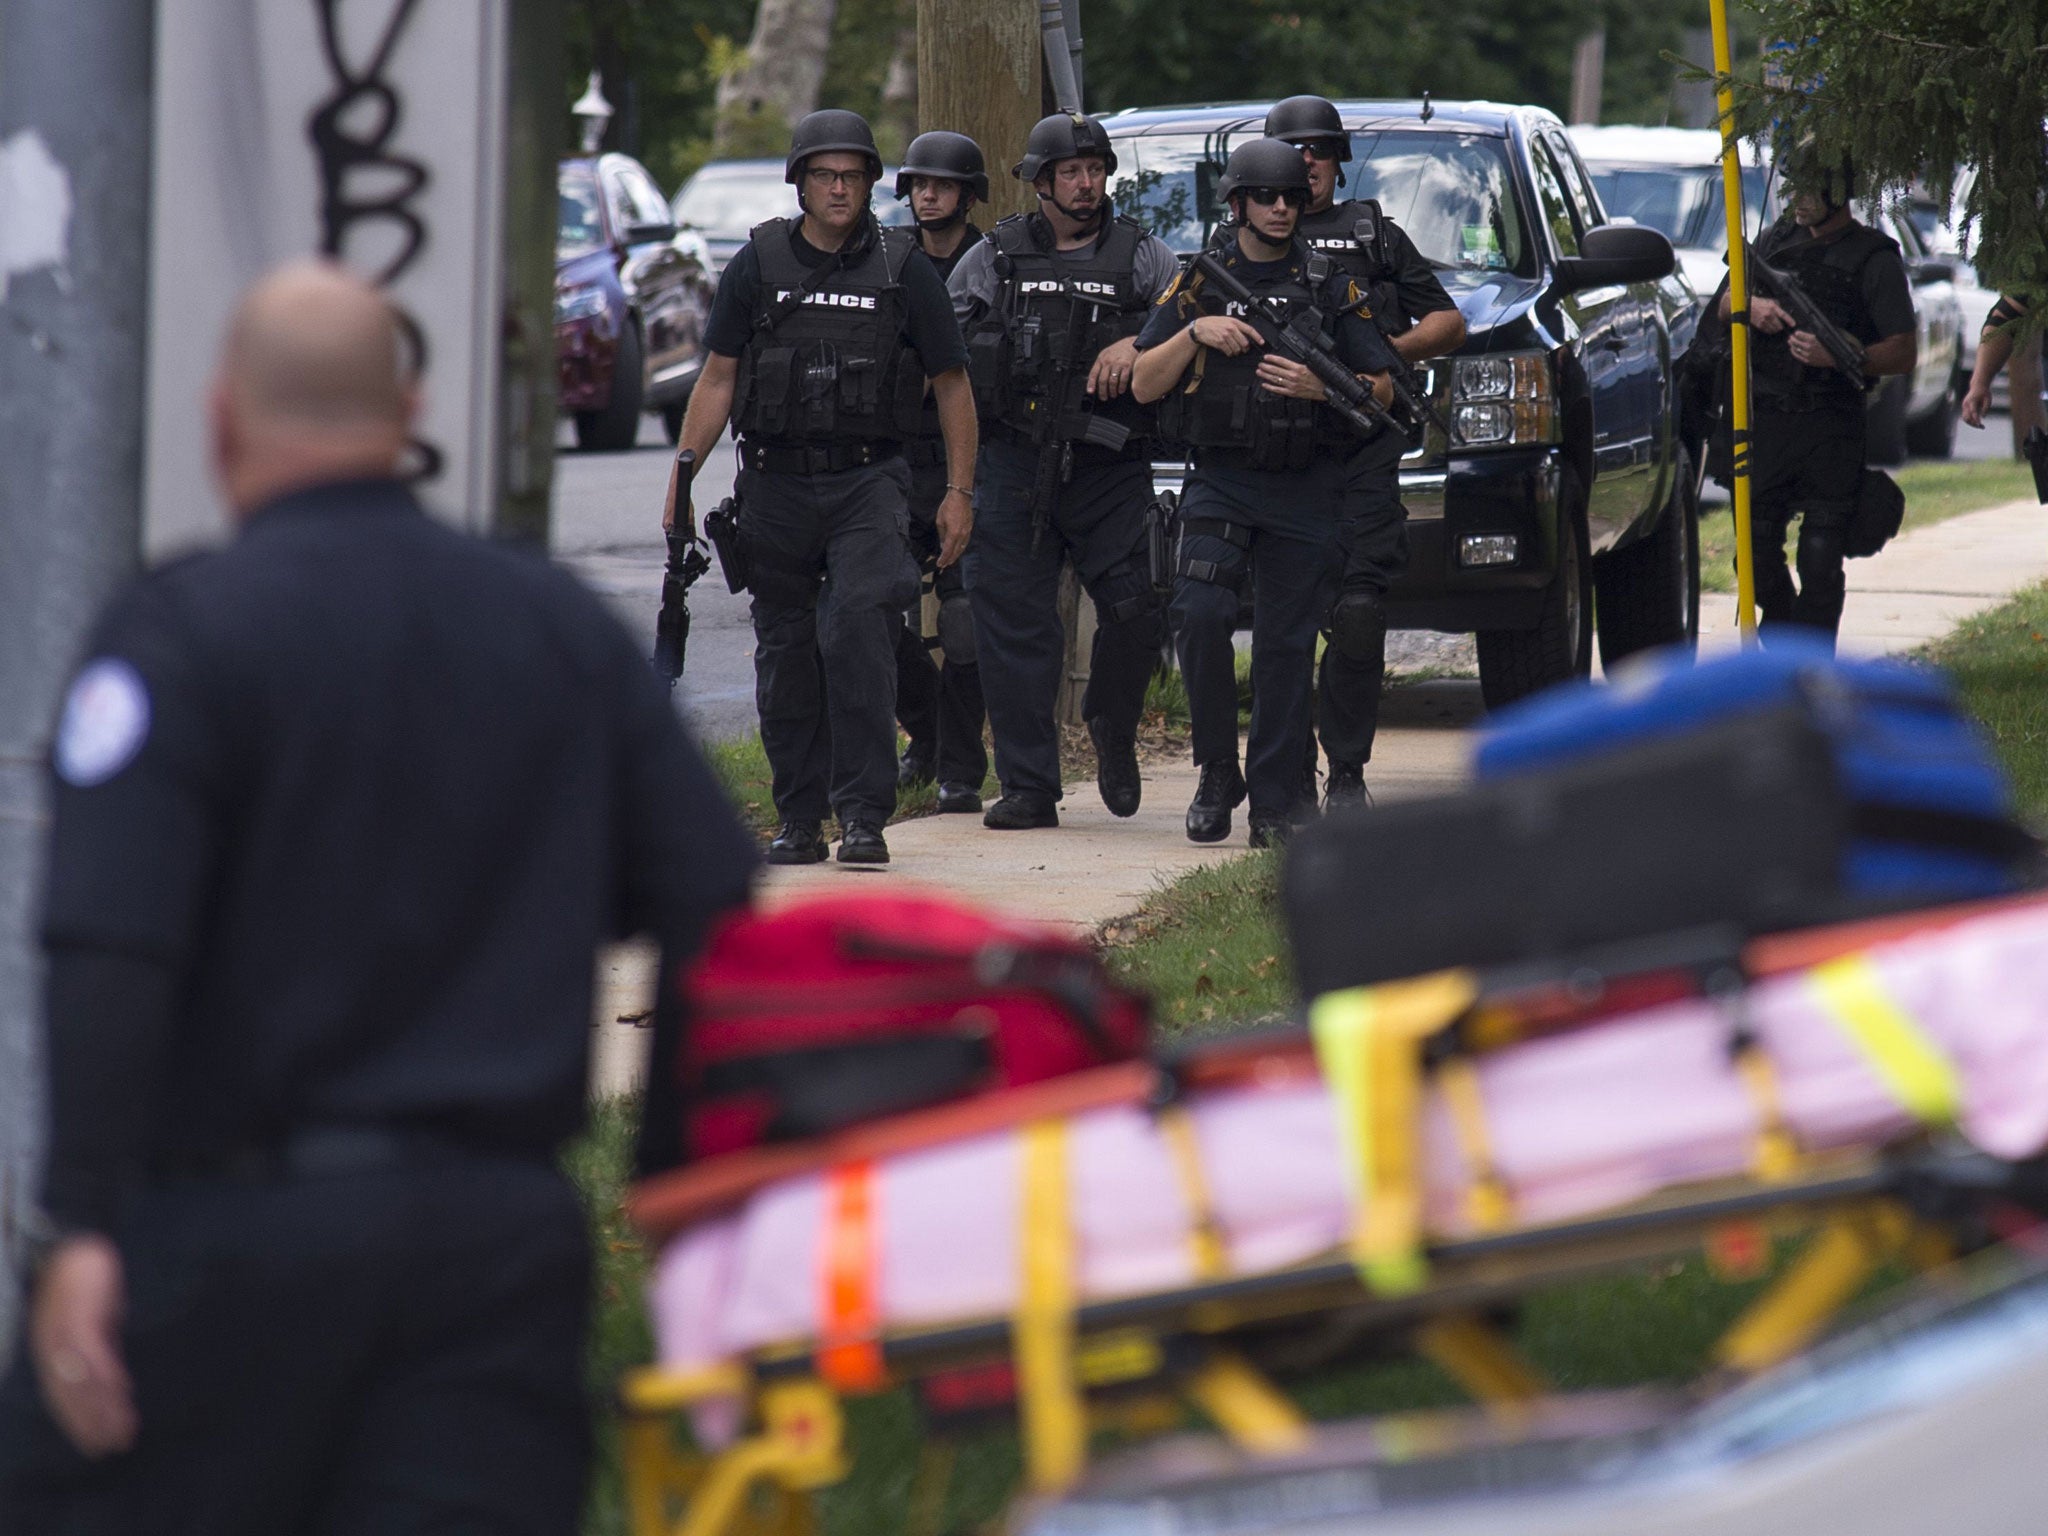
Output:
[1700, 496, 2048, 656]
[590, 495, 2047, 1096]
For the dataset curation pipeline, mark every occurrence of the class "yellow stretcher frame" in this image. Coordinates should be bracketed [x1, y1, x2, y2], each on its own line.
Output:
[616, 1154, 1957, 1536]
[1710, 0, 1759, 641]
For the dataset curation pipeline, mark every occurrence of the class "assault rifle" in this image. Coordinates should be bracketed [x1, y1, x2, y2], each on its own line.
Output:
[1743, 238, 1870, 394]
[1189, 247, 1446, 444]
[653, 450, 713, 687]
[1022, 289, 1132, 554]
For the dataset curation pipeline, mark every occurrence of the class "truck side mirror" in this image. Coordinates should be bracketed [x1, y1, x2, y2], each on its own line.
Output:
[1556, 224, 1675, 291]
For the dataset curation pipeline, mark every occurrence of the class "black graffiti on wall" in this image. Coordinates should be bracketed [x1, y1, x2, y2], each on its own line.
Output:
[306, 0, 443, 480]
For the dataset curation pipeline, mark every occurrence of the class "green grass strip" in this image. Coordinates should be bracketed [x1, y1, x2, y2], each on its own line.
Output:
[1700, 457, 2037, 594]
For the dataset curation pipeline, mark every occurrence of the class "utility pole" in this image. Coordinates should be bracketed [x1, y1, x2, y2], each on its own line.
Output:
[0, 0, 156, 1354]
[918, 0, 1041, 222]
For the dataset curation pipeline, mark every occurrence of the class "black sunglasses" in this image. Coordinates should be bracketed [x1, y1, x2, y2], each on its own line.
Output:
[1285, 139, 1344, 162]
[1244, 187, 1307, 209]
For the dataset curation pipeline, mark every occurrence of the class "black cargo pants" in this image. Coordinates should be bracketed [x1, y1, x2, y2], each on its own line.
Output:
[743, 457, 921, 825]
[894, 457, 989, 788]
[0, 1152, 589, 1536]
[1749, 403, 1864, 650]
[963, 440, 1164, 803]
[1317, 429, 1410, 769]
[1171, 454, 1347, 822]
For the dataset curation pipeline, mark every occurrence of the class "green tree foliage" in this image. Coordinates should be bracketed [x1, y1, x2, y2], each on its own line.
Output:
[566, 0, 757, 189]
[1080, 0, 1743, 127]
[1731, 0, 2047, 301]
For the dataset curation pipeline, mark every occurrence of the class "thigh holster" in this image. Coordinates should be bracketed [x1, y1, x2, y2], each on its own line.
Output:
[1176, 516, 1252, 588]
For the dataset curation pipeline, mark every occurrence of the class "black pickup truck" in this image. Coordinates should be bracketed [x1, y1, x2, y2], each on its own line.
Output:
[1105, 99, 1699, 705]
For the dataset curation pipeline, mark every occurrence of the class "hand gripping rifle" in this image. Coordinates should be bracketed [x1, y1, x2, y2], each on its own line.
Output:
[652, 449, 713, 687]
[1743, 239, 1870, 393]
[1188, 248, 1439, 444]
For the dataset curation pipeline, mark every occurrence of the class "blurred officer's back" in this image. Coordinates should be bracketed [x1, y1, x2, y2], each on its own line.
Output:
[0, 261, 758, 1534]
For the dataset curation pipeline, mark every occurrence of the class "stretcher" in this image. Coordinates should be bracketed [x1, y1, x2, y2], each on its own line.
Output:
[616, 894, 2048, 1536]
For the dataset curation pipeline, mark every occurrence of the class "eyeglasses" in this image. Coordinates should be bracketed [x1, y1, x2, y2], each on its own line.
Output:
[804, 166, 871, 189]
[1286, 139, 1343, 162]
[1244, 187, 1306, 209]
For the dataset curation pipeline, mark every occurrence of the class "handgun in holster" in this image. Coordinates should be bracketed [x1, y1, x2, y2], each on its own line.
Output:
[705, 497, 752, 595]
[1146, 489, 1180, 596]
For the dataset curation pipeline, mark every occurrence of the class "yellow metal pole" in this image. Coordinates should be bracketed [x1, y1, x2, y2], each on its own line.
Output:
[1710, 0, 1759, 642]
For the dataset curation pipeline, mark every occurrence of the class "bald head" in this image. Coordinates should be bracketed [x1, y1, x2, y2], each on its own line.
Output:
[210, 260, 419, 518]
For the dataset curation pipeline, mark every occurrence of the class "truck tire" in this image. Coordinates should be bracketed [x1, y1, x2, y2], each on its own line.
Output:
[575, 319, 644, 453]
[1593, 446, 1700, 670]
[1904, 376, 1959, 459]
[1865, 376, 1909, 466]
[1478, 470, 1593, 710]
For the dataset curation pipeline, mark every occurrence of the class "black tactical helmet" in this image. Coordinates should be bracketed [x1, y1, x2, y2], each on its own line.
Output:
[895, 130, 990, 203]
[1263, 95, 1352, 161]
[1012, 112, 1118, 182]
[1216, 138, 1312, 202]
[784, 109, 883, 185]
[1783, 131, 1856, 211]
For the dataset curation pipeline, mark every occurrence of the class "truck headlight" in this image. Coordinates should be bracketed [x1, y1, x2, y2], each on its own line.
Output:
[554, 284, 608, 324]
[1452, 351, 1558, 446]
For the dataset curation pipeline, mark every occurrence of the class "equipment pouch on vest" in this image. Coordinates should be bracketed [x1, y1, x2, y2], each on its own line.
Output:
[748, 347, 798, 438]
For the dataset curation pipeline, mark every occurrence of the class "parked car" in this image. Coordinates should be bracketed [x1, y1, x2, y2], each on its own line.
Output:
[556, 153, 713, 451]
[1105, 100, 1693, 707]
[670, 158, 914, 275]
[1905, 170, 2005, 410]
[1567, 126, 1963, 463]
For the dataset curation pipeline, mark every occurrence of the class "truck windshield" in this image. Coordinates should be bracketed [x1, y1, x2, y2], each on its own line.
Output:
[1582, 163, 1772, 252]
[1110, 128, 1531, 276]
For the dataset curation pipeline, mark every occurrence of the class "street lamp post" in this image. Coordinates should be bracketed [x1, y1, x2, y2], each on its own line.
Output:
[573, 70, 613, 156]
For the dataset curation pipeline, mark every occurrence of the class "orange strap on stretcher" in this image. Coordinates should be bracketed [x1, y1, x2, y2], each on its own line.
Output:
[817, 1161, 887, 1392]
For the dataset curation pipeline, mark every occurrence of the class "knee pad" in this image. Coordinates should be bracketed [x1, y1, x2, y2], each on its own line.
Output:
[1795, 512, 1848, 579]
[936, 593, 978, 666]
[1327, 590, 1388, 662]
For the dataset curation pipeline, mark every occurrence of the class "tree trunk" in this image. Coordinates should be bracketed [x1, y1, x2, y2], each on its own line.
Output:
[875, 24, 918, 159]
[714, 0, 840, 158]
[918, 0, 1040, 223]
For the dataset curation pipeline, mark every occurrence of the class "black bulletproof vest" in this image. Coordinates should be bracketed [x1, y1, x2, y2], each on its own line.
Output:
[733, 218, 925, 444]
[1298, 199, 1404, 337]
[965, 211, 1153, 448]
[1753, 218, 1896, 412]
[1155, 240, 1340, 472]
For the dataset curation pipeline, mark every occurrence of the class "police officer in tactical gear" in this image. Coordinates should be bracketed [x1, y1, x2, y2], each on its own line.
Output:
[1719, 146, 1915, 648]
[946, 112, 1178, 830]
[672, 109, 976, 865]
[1132, 138, 1396, 848]
[891, 131, 992, 814]
[1263, 95, 1465, 807]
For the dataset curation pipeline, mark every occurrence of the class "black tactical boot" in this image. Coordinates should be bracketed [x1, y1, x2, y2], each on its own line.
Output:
[1323, 761, 1368, 811]
[983, 791, 1059, 830]
[936, 781, 983, 814]
[836, 819, 890, 864]
[765, 819, 829, 865]
[1248, 814, 1292, 851]
[1185, 761, 1246, 845]
[1089, 715, 1142, 818]
[898, 743, 936, 790]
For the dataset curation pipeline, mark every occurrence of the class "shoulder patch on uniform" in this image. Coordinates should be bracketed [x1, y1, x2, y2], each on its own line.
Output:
[55, 657, 152, 787]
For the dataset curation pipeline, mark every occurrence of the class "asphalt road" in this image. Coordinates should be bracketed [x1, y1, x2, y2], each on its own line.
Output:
[553, 407, 2020, 743]
[552, 416, 758, 741]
